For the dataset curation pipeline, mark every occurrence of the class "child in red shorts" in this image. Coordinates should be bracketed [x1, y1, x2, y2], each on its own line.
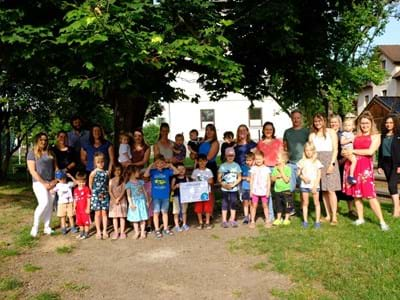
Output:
[191, 154, 214, 229]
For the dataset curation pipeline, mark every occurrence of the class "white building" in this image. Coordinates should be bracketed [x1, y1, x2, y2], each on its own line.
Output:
[147, 72, 292, 142]
[357, 45, 400, 114]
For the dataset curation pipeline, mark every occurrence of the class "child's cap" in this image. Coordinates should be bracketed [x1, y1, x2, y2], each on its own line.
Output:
[225, 147, 235, 156]
[55, 170, 66, 180]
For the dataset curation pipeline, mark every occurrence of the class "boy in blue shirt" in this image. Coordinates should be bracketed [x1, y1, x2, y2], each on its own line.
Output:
[144, 154, 179, 238]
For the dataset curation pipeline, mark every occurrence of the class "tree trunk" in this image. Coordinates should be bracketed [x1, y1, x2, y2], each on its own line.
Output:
[112, 93, 149, 145]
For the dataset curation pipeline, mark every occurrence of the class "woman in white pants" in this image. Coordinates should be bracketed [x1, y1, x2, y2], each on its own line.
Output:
[27, 132, 57, 237]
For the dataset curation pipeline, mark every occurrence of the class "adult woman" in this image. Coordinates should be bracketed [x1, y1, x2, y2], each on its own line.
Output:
[51, 130, 76, 175]
[343, 112, 389, 230]
[198, 124, 220, 179]
[130, 128, 151, 169]
[27, 132, 57, 237]
[309, 113, 341, 225]
[377, 114, 400, 217]
[81, 125, 115, 174]
[234, 124, 257, 167]
[329, 115, 355, 216]
[257, 121, 283, 221]
[153, 123, 174, 163]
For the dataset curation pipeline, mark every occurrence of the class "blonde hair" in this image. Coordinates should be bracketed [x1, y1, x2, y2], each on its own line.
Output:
[119, 132, 131, 144]
[253, 150, 264, 158]
[277, 151, 289, 164]
[302, 141, 318, 162]
[33, 132, 54, 160]
[357, 112, 379, 135]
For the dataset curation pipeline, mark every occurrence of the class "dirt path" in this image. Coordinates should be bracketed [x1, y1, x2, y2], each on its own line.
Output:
[6, 222, 292, 299]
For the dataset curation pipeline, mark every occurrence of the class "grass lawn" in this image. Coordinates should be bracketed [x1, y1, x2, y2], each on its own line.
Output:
[230, 200, 400, 299]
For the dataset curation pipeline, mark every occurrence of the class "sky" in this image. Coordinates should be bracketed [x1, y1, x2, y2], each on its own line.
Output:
[372, 16, 400, 46]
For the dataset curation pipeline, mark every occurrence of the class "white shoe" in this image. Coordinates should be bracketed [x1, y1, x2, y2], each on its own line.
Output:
[352, 219, 365, 226]
[30, 226, 38, 237]
[43, 227, 54, 235]
[380, 223, 390, 231]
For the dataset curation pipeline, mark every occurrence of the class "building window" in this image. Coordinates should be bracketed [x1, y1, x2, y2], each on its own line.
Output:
[381, 60, 386, 70]
[249, 107, 262, 127]
[382, 90, 387, 96]
[200, 109, 215, 128]
[364, 95, 369, 106]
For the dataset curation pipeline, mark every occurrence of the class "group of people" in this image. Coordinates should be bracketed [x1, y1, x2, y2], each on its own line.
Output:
[27, 110, 399, 240]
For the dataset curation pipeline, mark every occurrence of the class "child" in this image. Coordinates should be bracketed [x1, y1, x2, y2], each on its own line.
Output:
[172, 133, 186, 165]
[271, 151, 293, 226]
[53, 170, 77, 235]
[126, 165, 150, 239]
[297, 142, 323, 228]
[109, 163, 128, 240]
[220, 131, 235, 162]
[191, 154, 214, 229]
[144, 154, 178, 238]
[241, 152, 254, 224]
[118, 132, 132, 167]
[72, 171, 91, 239]
[171, 163, 190, 232]
[218, 147, 242, 228]
[89, 152, 110, 239]
[249, 150, 271, 229]
[187, 129, 202, 161]
[341, 119, 357, 184]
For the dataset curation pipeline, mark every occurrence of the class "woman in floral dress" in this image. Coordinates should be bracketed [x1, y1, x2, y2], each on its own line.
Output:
[342, 112, 389, 231]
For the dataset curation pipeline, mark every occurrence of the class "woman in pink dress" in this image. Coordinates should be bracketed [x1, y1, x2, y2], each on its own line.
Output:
[257, 121, 283, 221]
[342, 112, 389, 231]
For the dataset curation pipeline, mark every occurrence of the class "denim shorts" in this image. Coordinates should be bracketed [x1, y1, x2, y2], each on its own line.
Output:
[300, 187, 320, 193]
[152, 198, 170, 213]
[241, 189, 250, 201]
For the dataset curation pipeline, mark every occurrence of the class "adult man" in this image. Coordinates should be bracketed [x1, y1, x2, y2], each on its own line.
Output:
[67, 116, 90, 155]
[283, 110, 309, 192]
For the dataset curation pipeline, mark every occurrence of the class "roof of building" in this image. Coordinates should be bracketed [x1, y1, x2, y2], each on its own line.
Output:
[379, 45, 400, 63]
[375, 96, 400, 113]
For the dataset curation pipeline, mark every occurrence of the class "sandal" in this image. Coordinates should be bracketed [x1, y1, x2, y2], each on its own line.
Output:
[163, 229, 174, 236]
[196, 224, 204, 230]
[155, 230, 163, 239]
[102, 232, 109, 239]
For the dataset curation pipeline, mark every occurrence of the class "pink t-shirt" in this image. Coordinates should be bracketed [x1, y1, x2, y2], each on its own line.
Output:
[257, 139, 283, 167]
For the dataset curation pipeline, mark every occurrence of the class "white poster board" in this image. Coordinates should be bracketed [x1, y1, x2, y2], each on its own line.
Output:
[179, 181, 209, 203]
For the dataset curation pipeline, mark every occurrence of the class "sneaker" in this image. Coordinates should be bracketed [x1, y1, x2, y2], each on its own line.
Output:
[282, 220, 291, 226]
[79, 233, 88, 240]
[43, 227, 55, 235]
[205, 224, 213, 230]
[181, 224, 190, 231]
[302, 221, 309, 228]
[230, 221, 239, 228]
[30, 226, 38, 237]
[353, 219, 365, 226]
[242, 216, 249, 224]
[347, 176, 357, 185]
[289, 209, 296, 216]
[314, 222, 321, 229]
[70, 227, 78, 234]
[174, 226, 182, 232]
[273, 219, 283, 226]
[76, 232, 84, 239]
[61, 227, 68, 235]
[163, 229, 174, 236]
[380, 222, 390, 231]
[221, 222, 229, 228]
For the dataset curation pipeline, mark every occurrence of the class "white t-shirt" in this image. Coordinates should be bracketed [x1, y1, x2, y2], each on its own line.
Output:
[341, 131, 354, 150]
[53, 182, 74, 204]
[191, 168, 213, 192]
[297, 159, 323, 189]
[118, 144, 132, 163]
[250, 165, 270, 196]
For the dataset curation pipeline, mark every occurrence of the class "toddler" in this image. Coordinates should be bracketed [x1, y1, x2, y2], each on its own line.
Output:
[172, 133, 186, 165]
[297, 142, 323, 228]
[271, 152, 293, 226]
[72, 171, 91, 239]
[187, 129, 202, 161]
[118, 132, 132, 167]
[53, 170, 77, 235]
[218, 147, 242, 228]
[191, 154, 214, 229]
[126, 165, 150, 239]
[109, 164, 128, 239]
[220, 131, 235, 162]
[341, 119, 357, 184]
[144, 154, 178, 238]
[249, 150, 271, 229]
[171, 163, 190, 232]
